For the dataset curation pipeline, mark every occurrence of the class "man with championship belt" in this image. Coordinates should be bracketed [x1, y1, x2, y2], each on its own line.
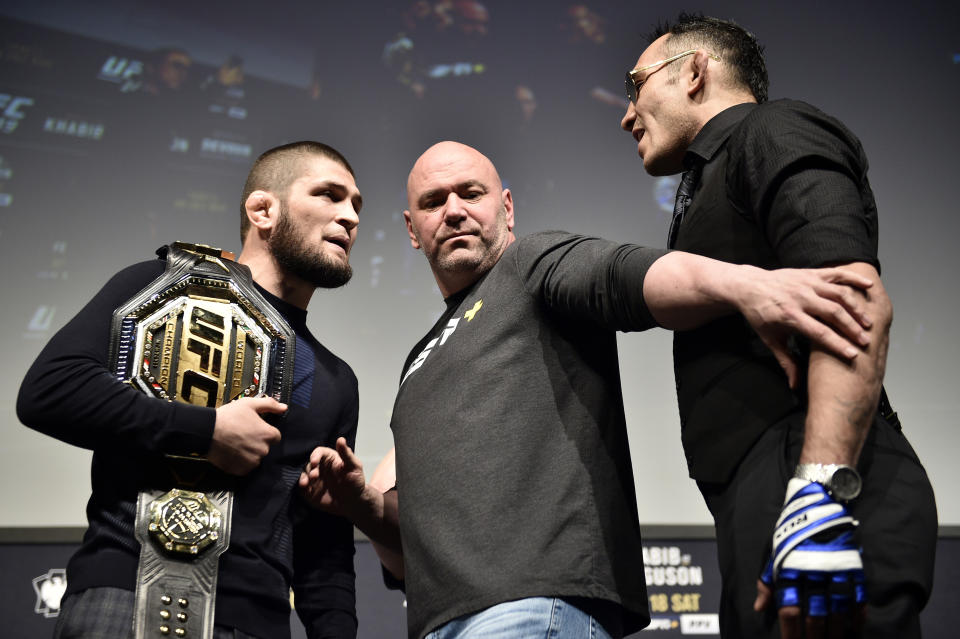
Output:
[18, 141, 363, 639]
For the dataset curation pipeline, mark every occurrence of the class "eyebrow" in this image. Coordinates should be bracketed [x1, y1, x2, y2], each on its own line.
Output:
[312, 179, 363, 212]
[417, 180, 488, 208]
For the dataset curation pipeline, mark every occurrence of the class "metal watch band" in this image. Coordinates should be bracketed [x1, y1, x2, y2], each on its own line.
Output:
[794, 463, 843, 483]
[794, 463, 862, 501]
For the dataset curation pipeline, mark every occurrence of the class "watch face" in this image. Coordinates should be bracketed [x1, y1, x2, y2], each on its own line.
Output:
[831, 466, 862, 501]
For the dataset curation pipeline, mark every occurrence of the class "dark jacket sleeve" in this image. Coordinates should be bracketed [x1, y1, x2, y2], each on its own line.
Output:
[16, 259, 216, 457]
[511, 231, 668, 331]
[292, 368, 359, 639]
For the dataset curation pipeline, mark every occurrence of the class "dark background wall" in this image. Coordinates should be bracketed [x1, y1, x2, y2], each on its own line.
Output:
[4, 536, 959, 637]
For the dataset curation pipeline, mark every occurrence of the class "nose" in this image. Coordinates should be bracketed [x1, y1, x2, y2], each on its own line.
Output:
[620, 101, 636, 132]
[335, 201, 359, 232]
[442, 193, 467, 224]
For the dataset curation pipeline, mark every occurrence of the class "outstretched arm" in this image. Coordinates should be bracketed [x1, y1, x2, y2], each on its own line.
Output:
[643, 252, 874, 388]
[299, 438, 402, 555]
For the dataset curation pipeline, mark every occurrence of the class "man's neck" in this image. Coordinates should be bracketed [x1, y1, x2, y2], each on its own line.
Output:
[237, 248, 314, 310]
[436, 271, 483, 299]
[694, 94, 758, 137]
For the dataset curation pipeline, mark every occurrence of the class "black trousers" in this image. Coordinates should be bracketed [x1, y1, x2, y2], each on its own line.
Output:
[698, 411, 937, 638]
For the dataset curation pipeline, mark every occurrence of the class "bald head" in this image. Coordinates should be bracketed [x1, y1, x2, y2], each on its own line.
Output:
[406, 141, 504, 210]
[403, 141, 515, 297]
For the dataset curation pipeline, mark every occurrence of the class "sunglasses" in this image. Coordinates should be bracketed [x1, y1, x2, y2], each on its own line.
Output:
[625, 49, 720, 104]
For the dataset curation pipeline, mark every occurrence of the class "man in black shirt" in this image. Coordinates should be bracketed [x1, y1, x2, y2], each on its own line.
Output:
[620, 13, 936, 639]
[18, 141, 363, 638]
[300, 141, 884, 639]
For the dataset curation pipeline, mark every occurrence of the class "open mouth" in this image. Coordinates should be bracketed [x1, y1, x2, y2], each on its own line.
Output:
[326, 236, 349, 252]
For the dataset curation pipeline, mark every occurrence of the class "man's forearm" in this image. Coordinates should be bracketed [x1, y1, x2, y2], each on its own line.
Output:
[370, 488, 404, 579]
[350, 486, 402, 555]
[642, 251, 745, 329]
[800, 263, 890, 465]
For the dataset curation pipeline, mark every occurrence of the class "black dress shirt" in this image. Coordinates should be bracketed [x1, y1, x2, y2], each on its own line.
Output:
[671, 99, 881, 483]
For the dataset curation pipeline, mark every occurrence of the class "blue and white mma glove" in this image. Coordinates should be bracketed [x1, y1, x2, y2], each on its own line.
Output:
[760, 478, 866, 615]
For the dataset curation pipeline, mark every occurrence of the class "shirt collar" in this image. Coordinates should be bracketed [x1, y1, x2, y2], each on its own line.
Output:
[684, 102, 757, 168]
[255, 281, 308, 328]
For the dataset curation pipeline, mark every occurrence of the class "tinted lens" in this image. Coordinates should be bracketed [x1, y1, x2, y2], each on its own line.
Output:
[625, 73, 636, 103]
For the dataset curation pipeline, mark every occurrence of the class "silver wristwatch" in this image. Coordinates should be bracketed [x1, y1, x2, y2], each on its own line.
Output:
[794, 463, 862, 501]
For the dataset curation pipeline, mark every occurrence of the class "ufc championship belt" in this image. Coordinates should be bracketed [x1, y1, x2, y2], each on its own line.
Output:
[109, 242, 295, 639]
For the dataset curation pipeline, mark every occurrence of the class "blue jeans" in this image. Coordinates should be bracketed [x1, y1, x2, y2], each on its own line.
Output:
[425, 597, 619, 639]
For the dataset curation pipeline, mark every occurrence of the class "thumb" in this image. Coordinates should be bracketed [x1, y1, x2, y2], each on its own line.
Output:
[762, 336, 798, 389]
[249, 396, 288, 415]
[754, 578, 772, 612]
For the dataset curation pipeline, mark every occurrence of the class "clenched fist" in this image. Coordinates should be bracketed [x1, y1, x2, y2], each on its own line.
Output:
[208, 396, 287, 475]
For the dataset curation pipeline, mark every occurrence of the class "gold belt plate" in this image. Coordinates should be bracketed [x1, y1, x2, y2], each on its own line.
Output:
[147, 488, 223, 556]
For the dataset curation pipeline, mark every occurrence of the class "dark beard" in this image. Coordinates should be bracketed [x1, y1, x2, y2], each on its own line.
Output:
[269, 208, 352, 289]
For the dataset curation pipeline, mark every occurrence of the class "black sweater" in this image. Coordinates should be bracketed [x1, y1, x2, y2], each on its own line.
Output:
[18, 255, 360, 638]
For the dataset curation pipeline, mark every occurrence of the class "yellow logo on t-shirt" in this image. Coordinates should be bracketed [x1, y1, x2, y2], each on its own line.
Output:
[464, 299, 483, 322]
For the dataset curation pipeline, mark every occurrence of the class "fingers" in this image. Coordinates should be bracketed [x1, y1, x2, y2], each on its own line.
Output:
[792, 313, 861, 361]
[300, 449, 333, 499]
[335, 437, 363, 472]
[812, 292, 870, 345]
[853, 603, 866, 635]
[264, 424, 282, 445]
[742, 271, 872, 364]
[778, 603, 864, 639]
[823, 266, 873, 292]
[818, 280, 872, 330]
[298, 442, 364, 516]
[779, 605, 803, 639]
[804, 611, 826, 639]
[769, 572, 866, 639]
[305, 446, 340, 476]
[787, 277, 869, 350]
[826, 612, 846, 639]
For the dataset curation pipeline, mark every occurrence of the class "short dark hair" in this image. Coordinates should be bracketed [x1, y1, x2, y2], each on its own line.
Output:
[651, 13, 768, 103]
[240, 141, 355, 243]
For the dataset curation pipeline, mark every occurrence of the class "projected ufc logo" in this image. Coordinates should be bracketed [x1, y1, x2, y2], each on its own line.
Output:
[0, 93, 34, 134]
[98, 56, 143, 92]
[177, 303, 231, 407]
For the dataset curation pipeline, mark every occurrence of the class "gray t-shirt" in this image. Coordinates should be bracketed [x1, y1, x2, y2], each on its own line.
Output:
[391, 231, 666, 639]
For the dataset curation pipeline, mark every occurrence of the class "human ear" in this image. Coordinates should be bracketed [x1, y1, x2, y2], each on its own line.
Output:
[501, 189, 515, 232]
[403, 210, 421, 250]
[244, 190, 279, 231]
[686, 50, 711, 97]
